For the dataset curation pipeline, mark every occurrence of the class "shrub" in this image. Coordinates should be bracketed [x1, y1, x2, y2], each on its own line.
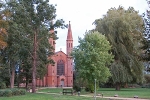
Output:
[73, 85, 81, 92]
[144, 74, 150, 83]
[20, 89, 26, 95]
[141, 84, 150, 88]
[3, 90, 12, 97]
[85, 87, 89, 92]
[128, 84, 141, 88]
[11, 88, 20, 96]
[0, 82, 6, 89]
[0, 88, 26, 97]
[0, 90, 4, 97]
[85, 84, 94, 93]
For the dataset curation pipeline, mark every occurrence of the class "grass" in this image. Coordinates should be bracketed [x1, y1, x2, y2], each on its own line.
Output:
[0, 92, 106, 100]
[97, 88, 150, 99]
[38, 88, 62, 93]
[0, 87, 150, 100]
[38, 87, 150, 99]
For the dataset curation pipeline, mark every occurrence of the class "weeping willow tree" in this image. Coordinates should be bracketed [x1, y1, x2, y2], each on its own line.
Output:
[94, 6, 144, 90]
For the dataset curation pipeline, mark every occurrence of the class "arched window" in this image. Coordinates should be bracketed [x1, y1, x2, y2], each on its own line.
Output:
[57, 60, 65, 75]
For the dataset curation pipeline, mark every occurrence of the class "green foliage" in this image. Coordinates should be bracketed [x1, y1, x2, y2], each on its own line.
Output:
[85, 83, 94, 93]
[2, 90, 12, 97]
[0, 90, 4, 96]
[0, 63, 10, 87]
[1, 0, 66, 89]
[0, 82, 6, 89]
[0, 1, 10, 49]
[20, 89, 26, 95]
[110, 61, 132, 83]
[94, 6, 144, 84]
[0, 1, 10, 87]
[141, 0, 150, 73]
[73, 85, 81, 92]
[0, 88, 26, 97]
[11, 88, 26, 96]
[144, 74, 150, 83]
[72, 31, 113, 92]
[10, 88, 20, 96]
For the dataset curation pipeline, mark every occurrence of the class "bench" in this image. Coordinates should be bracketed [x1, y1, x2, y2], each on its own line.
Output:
[62, 88, 73, 95]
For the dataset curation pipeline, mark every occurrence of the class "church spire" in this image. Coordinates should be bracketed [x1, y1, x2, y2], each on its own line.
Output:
[67, 21, 73, 40]
[66, 21, 73, 56]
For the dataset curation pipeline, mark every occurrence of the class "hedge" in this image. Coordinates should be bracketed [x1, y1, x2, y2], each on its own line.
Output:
[0, 88, 26, 97]
[0, 82, 6, 89]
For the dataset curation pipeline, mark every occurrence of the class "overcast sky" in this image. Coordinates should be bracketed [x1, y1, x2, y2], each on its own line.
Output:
[50, 0, 148, 53]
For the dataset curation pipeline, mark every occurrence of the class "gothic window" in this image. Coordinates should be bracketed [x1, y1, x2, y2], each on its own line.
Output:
[57, 60, 65, 75]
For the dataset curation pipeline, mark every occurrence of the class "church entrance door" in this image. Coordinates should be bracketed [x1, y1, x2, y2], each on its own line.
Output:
[60, 79, 64, 87]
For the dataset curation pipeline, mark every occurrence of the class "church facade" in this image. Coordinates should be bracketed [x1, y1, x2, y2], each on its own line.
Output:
[36, 21, 73, 87]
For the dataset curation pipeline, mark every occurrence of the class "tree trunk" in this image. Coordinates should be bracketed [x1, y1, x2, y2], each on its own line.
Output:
[25, 75, 28, 90]
[25, 81, 28, 90]
[32, 32, 37, 93]
[124, 83, 128, 88]
[17, 74, 20, 88]
[115, 82, 121, 91]
[10, 66, 15, 88]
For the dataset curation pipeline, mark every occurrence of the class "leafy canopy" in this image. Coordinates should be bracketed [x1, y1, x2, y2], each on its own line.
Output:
[0, 2, 10, 49]
[94, 6, 144, 83]
[72, 31, 113, 84]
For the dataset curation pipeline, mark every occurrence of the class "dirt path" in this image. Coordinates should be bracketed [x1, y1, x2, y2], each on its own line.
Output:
[37, 92, 150, 100]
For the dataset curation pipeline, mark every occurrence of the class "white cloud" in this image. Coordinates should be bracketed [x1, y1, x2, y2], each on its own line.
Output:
[50, 0, 147, 53]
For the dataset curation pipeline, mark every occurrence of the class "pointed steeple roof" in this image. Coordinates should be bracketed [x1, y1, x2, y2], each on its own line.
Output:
[67, 21, 73, 40]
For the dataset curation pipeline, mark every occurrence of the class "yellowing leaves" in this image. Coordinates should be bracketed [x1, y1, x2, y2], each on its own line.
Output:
[0, 9, 10, 49]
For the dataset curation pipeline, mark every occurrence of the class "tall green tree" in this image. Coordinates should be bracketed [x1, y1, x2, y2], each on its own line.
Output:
[0, 1, 11, 88]
[141, 0, 150, 73]
[94, 6, 144, 90]
[6, 0, 65, 92]
[72, 31, 113, 92]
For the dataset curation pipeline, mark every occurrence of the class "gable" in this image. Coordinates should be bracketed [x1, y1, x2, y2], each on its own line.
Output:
[55, 51, 67, 56]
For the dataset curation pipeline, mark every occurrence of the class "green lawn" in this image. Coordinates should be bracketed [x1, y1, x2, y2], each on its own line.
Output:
[0, 92, 106, 100]
[0, 88, 150, 100]
[97, 88, 150, 99]
[38, 88, 62, 93]
[38, 87, 150, 99]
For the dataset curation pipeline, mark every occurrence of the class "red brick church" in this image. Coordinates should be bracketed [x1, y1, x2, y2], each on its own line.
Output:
[36, 21, 73, 87]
